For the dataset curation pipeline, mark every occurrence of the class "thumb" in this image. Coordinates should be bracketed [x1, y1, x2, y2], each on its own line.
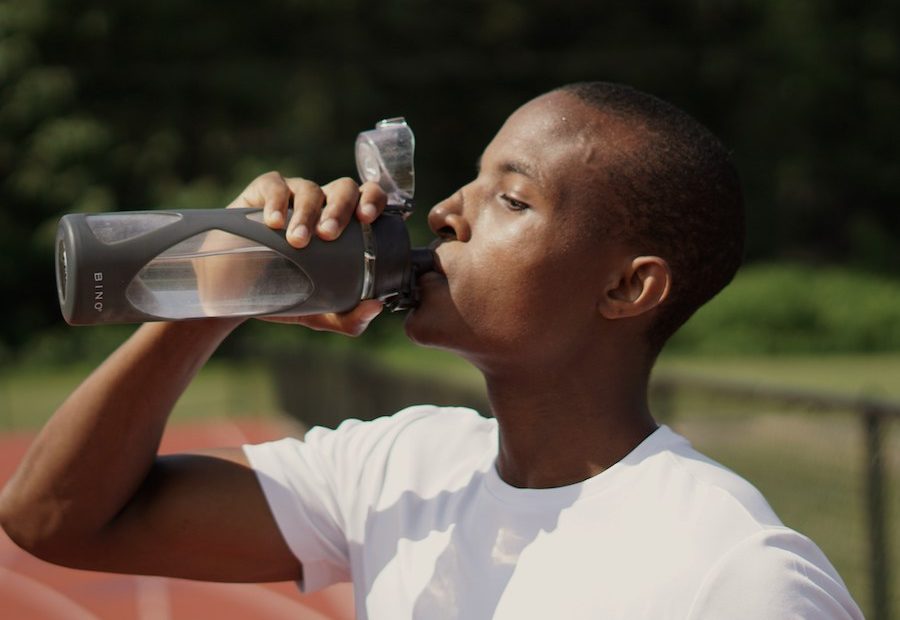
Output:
[349, 299, 384, 333]
[259, 300, 384, 336]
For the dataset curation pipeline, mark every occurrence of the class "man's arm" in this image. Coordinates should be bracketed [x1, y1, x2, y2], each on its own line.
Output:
[0, 319, 304, 581]
[0, 173, 386, 582]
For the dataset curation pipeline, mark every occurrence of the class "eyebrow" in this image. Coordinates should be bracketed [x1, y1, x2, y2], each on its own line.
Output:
[476, 156, 540, 182]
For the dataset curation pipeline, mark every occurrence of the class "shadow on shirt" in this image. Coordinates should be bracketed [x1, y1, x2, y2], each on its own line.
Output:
[347, 469, 581, 618]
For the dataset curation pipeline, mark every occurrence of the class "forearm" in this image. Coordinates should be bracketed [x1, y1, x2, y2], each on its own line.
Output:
[0, 319, 241, 557]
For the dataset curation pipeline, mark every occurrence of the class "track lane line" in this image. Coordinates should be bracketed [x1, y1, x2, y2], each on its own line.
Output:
[187, 581, 333, 620]
[0, 564, 101, 620]
[135, 575, 171, 620]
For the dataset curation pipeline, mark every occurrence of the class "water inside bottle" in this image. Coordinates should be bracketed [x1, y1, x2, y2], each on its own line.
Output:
[125, 229, 314, 319]
[87, 212, 183, 244]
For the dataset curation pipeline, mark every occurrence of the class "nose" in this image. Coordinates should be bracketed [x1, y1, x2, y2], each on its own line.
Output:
[427, 190, 471, 242]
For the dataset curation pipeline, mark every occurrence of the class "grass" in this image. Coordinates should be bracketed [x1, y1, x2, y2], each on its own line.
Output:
[371, 339, 900, 398]
[655, 352, 900, 400]
[0, 360, 282, 431]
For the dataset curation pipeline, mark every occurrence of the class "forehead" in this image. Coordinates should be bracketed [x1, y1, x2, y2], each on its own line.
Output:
[484, 91, 638, 203]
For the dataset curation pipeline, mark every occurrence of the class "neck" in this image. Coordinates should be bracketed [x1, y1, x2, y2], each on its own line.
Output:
[480, 346, 658, 489]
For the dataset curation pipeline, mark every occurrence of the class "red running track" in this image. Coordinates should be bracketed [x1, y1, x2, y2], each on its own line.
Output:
[0, 418, 355, 620]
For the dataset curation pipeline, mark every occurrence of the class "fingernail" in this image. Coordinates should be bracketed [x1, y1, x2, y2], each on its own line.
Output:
[289, 224, 309, 242]
[267, 211, 283, 227]
[318, 218, 339, 237]
[360, 203, 377, 219]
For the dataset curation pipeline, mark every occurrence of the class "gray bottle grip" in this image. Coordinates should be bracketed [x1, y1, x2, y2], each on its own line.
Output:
[57, 208, 370, 325]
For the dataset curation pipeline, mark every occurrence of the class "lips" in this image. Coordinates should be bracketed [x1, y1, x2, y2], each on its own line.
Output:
[416, 249, 447, 289]
[426, 239, 447, 276]
[431, 252, 446, 276]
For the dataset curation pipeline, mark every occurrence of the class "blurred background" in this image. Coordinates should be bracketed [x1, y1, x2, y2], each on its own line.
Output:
[0, 0, 898, 618]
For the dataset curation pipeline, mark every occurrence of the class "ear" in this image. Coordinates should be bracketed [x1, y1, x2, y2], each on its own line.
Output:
[599, 256, 671, 320]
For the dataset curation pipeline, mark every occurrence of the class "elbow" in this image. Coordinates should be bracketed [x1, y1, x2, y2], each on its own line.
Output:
[0, 493, 38, 557]
[0, 486, 83, 566]
[0, 493, 47, 559]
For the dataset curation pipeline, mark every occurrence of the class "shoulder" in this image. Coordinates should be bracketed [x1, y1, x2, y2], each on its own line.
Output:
[249, 405, 491, 455]
[303, 404, 494, 459]
[639, 428, 862, 618]
[244, 405, 495, 496]
[686, 528, 863, 619]
[352, 405, 497, 498]
[637, 426, 782, 533]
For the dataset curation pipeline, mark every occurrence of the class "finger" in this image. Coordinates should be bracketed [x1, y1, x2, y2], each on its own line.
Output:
[312, 300, 383, 336]
[227, 172, 290, 229]
[318, 177, 361, 240]
[262, 300, 383, 336]
[238, 171, 292, 230]
[259, 172, 293, 230]
[284, 178, 326, 248]
[357, 181, 388, 224]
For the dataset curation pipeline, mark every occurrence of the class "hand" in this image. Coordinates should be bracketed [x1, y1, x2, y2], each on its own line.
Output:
[224, 171, 388, 335]
[227, 171, 387, 248]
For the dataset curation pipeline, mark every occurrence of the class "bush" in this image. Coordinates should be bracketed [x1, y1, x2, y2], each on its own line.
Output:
[667, 263, 900, 354]
[14, 324, 136, 368]
[14, 263, 900, 368]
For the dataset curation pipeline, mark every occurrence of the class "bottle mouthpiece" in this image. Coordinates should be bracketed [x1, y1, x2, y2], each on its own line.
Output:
[410, 247, 435, 276]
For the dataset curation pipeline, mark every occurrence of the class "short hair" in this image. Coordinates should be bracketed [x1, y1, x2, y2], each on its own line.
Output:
[558, 81, 745, 353]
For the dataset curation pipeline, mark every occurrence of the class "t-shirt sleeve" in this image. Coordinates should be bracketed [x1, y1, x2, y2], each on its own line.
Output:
[686, 528, 864, 619]
[242, 414, 396, 591]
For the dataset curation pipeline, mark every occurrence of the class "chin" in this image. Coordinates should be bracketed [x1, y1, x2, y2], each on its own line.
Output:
[403, 281, 447, 344]
[403, 305, 441, 347]
[403, 304, 467, 354]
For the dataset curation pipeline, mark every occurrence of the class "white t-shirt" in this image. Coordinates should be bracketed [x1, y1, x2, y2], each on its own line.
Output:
[243, 406, 862, 619]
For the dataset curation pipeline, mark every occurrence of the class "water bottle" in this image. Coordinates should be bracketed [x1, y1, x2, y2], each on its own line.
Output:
[55, 118, 434, 325]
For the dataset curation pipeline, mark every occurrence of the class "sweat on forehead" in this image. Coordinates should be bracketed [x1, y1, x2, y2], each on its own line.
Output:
[512, 92, 649, 181]
[540, 91, 644, 139]
[487, 92, 640, 210]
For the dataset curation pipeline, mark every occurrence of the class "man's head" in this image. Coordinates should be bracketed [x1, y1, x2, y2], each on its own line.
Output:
[555, 81, 745, 353]
[559, 82, 744, 349]
[407, 82, 744, 367]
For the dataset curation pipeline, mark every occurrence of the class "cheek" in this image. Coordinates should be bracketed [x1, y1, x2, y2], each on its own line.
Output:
[458, 234, 593, 335]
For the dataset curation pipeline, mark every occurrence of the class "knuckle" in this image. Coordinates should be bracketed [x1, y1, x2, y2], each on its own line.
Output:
[260, 170, 285, 187]
[261, 173, 289, 198]
[288, 181, 325, 207]
[324, 178, 361, 206]
[360, 181, 386, 196]
[323, 176, 358, 193]
[297, 178, 323, 194]
[284, 177, 312, 191]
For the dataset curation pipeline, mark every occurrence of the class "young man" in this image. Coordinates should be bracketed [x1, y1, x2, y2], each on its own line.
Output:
[0, 82, 862, 618]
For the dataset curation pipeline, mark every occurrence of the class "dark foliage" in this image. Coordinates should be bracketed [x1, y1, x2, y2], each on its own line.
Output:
[2, 0, 898, 355]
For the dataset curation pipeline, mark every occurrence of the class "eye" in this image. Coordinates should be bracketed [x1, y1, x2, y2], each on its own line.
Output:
[500, 193, 530, 212]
